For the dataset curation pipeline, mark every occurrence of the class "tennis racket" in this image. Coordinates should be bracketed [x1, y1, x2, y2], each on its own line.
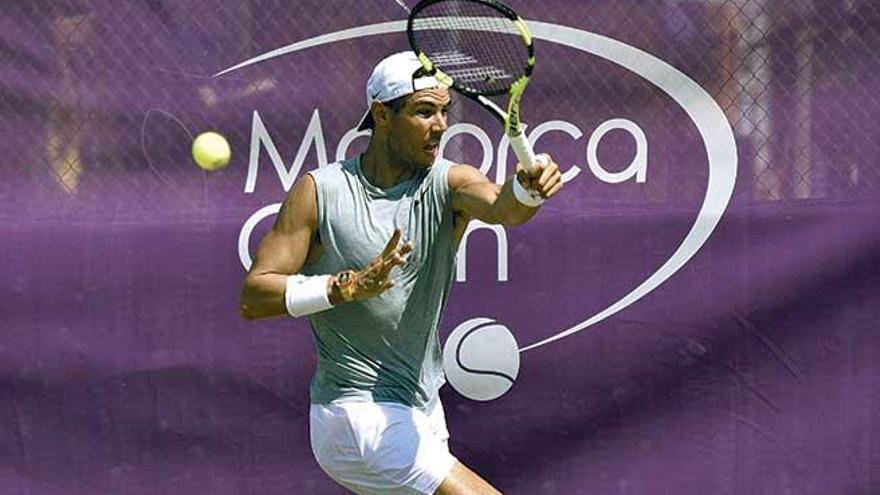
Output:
[406, 0, 539, 173]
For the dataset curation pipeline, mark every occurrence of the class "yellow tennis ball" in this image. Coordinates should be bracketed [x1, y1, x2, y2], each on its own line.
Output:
[191, 131, 231, 171]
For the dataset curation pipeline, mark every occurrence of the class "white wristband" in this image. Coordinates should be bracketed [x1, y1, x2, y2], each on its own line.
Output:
[512, 176, 545, 207]
[285, 274, 333, 317]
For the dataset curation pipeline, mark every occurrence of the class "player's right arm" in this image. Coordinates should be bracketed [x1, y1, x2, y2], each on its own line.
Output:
[239, 175, 321, 320]
[239, 174, 413, 321]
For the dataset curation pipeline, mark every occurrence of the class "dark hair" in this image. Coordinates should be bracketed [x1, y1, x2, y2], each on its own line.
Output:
[384, 95, 408, 113]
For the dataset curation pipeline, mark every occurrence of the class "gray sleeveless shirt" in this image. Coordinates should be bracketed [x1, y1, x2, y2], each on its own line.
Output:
[302, 156, 456, 412]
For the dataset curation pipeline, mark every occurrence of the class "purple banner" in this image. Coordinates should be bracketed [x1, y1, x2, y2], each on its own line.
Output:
[2, 1, 879, 494]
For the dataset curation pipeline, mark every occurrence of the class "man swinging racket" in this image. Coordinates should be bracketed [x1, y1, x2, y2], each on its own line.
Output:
[239, 51, 563, 494]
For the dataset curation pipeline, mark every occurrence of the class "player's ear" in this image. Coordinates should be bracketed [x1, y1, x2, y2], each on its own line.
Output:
[371, 101, 392, 129]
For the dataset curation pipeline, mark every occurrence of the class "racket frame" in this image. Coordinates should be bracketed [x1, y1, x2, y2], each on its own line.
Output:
[407, 0, 539, 171]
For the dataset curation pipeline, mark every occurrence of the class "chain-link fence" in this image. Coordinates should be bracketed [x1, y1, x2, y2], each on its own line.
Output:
[2, 4, 879, 494]
[2, 0, 878, 214]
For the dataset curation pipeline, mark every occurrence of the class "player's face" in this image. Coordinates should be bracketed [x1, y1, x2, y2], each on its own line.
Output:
[387, 89, 451, 170]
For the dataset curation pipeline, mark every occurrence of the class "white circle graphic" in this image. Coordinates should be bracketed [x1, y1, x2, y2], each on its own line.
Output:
[443, 318, 520, 401]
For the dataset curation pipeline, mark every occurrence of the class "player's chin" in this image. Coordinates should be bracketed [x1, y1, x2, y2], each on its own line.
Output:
[417, 145, 439, 166]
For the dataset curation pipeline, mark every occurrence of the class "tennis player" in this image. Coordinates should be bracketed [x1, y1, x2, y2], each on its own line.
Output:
[239, 51, 563, 495]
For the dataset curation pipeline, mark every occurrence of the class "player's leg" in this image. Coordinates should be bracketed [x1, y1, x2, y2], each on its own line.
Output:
[426, 401, 501, 495]
[434, 461, 503, 495]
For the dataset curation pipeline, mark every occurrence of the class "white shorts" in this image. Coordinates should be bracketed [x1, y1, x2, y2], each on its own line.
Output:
[309, 401, 458, 495]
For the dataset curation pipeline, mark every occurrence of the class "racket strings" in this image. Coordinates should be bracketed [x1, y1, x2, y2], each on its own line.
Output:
[410, 0, 529, 95]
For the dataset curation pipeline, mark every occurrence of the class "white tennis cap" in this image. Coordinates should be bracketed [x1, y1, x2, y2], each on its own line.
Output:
[356, 51, 442, 131]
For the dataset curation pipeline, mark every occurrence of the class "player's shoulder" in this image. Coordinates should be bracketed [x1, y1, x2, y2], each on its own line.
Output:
[283, 172, 316, 208]
[299, 159, 360, 196]
[306, 159, 352, 182]
[446, 161, 488, 190]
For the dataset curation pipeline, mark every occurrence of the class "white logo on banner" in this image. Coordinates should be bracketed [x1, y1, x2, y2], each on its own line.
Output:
[219, 21, 737, 401]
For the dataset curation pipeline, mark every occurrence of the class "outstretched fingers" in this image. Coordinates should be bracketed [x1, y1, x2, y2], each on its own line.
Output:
[381, 228, 403, 257]
[363, 230, 414, 296]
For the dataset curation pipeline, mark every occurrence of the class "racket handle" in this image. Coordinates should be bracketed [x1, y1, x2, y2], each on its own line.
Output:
[508, 130, 545, 206]
[509, 131, 538, 173]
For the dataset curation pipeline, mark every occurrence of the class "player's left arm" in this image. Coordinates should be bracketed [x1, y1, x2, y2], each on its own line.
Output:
[449, 154, 563, 227]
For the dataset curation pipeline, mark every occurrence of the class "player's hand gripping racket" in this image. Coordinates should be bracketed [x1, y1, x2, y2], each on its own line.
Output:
[407, 0, 541, 179]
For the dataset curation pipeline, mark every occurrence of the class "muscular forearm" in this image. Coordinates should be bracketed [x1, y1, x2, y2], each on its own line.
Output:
[240, 272, 345, 320]
[451, 156, 561, 229]
[240, 230, 410, 320]
[494, 177, 540, 226]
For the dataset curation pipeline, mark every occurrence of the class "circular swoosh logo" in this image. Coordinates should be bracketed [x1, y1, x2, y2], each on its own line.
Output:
[218, 20, 738, 352]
